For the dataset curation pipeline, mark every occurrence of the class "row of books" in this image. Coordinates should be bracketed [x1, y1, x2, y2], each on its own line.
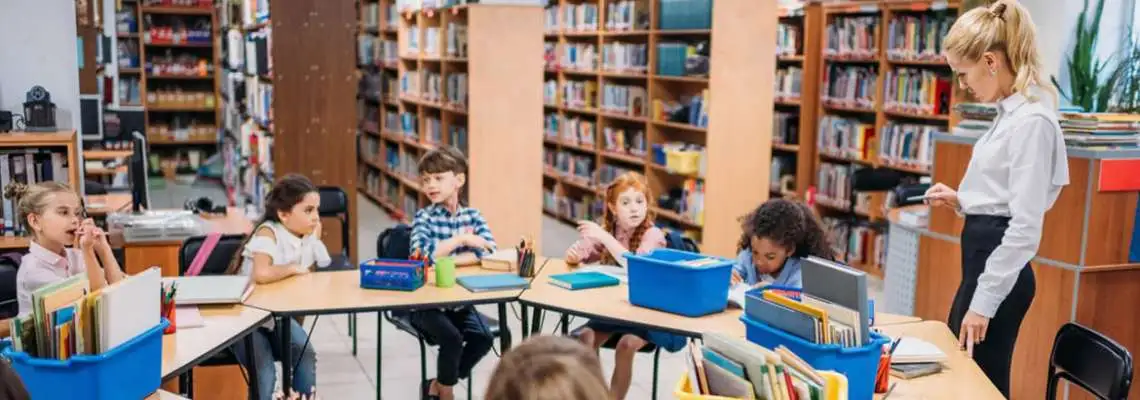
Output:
[446, 73, 467, 107]
[652, 90, 709, 128]
[684, 334, 844, 398]
[822, 217, 885, 270]
[883, 68, 952, 116]
[560, 3, 600, 32]
[599, 164, 641, 187]
[605, 0, 650, 32]
[0, 150, 72, 236]
[825, 16, 879, 59]
[817, 115, 875, 161]
[359, 2, 391, 31]
[777, 22, 801, 56]
[555, 42, 597, 71]
[950, 102, 996, 137]
[547, 149, 596, 184]
[775, 66, 802, 101]
[543, 189, 603, 222]
[822, 65, 876, 109]
[770, 155, 796, 194]
[604, 127, 647, 155]
[561, 80, 598, 110]
[1060, 112, 1140, 147]
[879, 122, 942, 172]
[816, 162, 856, 209]
[244, 76, 273, 127]
[547, 114, 596, 148]
[656, 41, 707, 77]
[773, 111, 799, 145]
[602, 42, 649, 72]
[447, 22, 467, 58]
[357, 36, 398, 67]
[600, 84, 649, 117]
[886, 13, 955, 62]
[658, 178, 705, 224]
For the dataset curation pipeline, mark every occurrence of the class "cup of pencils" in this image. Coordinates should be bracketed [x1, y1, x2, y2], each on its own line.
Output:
[876, 338, 901, 393]
[161, 282, 178, 334]
[516, 237, 536, 278]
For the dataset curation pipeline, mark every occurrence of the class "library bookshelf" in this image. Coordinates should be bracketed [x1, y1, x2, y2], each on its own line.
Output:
[0, 131, 81, 250]
[115, 0, 221, 180]
[359, 1, 544, 248]
[810, 0, 960, 277]
[541, 0, 776, 257]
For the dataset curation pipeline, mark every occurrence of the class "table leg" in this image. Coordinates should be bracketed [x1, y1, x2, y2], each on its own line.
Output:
[497, 302, 512, 351]
[376, 313, 383, 400]
[179, 370, 193, 397]
[279, 316, 293, 398]
[520, 304, 530, 339]
[531, 308, 544, 335]
[243, 333, 260, 400]
[560, 313, 569, 335]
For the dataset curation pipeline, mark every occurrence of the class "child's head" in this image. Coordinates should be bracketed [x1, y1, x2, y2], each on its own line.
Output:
[484, 335, 609, 400]
[737, 199, 834, 275]
[263, 174, 321, 236]
[602, 172, 654, 232]
[3, 182, 80, 247]
[417, 146, 467, 205]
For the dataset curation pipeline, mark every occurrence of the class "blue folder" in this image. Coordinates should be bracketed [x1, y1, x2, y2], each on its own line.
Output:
[456, 274, 530, 293]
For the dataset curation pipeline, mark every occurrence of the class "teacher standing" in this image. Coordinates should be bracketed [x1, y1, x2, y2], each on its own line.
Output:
[925, 0, 1069, 396]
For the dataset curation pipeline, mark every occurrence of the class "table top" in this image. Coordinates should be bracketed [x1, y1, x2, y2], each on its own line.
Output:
[243, 266, 527, 315]
[161, 304, 271, 379]
[873, 321, 1005, 400]
[517, 260, 920, 337]
[147, 390, 189, 400]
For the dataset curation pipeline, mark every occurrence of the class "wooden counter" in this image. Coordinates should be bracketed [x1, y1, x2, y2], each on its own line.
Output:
[113, 207, 254, 277]
[905, 135, 1140, 399]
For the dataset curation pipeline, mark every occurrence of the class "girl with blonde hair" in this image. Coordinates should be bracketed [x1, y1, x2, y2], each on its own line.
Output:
[484, 335, 609, 400]
[924, 1, 1069, 395]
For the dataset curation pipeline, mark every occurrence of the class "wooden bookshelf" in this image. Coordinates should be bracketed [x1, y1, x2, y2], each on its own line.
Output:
[0, 131, 82, 244]
[540, 0, 776, 256]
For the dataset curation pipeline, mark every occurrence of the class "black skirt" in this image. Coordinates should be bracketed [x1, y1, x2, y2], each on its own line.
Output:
[947, 214, 1036, 398]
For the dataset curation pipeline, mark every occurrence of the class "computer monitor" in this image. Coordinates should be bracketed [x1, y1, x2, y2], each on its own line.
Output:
[130, 131, 150, 212]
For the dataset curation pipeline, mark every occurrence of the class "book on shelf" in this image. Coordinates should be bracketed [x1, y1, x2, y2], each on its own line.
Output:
[401, 69, 421, 97]
[449, 125, 467, 154]
[651, 90, 708, 128]
[656, 41, 707, 77]
[363, 2, 380, 29]
[243, 28, 272, 77]
[424, 26, 440, 57]
[446, 72, 467, 107]
[774, 66, 802, 101]
[773, 111, 798, 145]
[358, 35, 377, 66]
[1059, 112, 1140, 147]
[400, 112, 418, 137]
[446, 22, 466, 57]
[816, 162, 855, 209]
[544, 42, 558, 69]
[561, 80, 598, 110]
[817, 115, 875, 160]
[603, 127, 646, 155]
[886, 13, 955, 62]
[822, 65, 877, 109]
[561, 116, 596, 147]
[559, 43, 598, 71]
[544, 79, 558, 106]
[879, 122, 942, 171]
[425, 117, 443, 145]
[777, 22, 801, 56]
[544, 5, 560, 32]
[561, 3, 599, 32]
[0, 150, 71, 236]
[408, 25, 420, 53]
[825, 15, 879, 59]
[605, 0, 649, 31]
[602, 42, 648, 73]
[883, 68, 952, 116]
[822, 217, 883, 270]
[601, 84, 648, 117]
[424, 70, 442, 102]
[770, 155, 796, 194]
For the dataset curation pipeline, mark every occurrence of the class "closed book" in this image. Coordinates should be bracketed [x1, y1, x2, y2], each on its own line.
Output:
[701, 347, 746, 378]
[456, 274, 530, 293]
[549, 271, 620, 290]
[754, 293, 823, 343]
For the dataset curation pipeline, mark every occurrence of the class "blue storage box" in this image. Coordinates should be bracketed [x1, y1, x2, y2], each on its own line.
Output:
[652, 144, 667, 166]
[627, 249, 733, 317]
[742, 315, 889, 400]
[659, 0, 712, 30]
[360, 258, 425, 291]
[2, 320, 168, 400]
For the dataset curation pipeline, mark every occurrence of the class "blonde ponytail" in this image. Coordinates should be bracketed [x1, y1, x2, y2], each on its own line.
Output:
[944, 0, 1053, 101]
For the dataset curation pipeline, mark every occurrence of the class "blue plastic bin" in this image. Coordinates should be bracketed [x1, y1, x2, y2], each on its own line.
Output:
[2, 320, 168, 400]
[742, 315, 888, 400]
[360, 258, 425, 291]
[627, 248, 733, 317]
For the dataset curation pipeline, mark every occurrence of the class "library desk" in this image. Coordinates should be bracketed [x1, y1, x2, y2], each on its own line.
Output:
[243, 266, 522, 399]
[891, 133, 1140, 399]
[111, 207, 253, 277]
[160, 304, 271, 399]
[517, 260, 919, 338]
[873, 321, 1004, 400]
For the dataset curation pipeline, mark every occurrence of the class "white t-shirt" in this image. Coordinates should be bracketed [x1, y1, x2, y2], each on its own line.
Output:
[239, 221, 332, 276]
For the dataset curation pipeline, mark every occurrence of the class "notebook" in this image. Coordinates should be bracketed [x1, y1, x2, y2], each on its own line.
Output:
[456, 273, 530, 293]
[99, 267, 161, 353]
[702, 347, 746, 378]
[890, 337, 947, 364]
[702, 359, 757, 399]
[164, 275, 252, 305]
[175, 306, 207, 329]
[549, 271, 620, 290]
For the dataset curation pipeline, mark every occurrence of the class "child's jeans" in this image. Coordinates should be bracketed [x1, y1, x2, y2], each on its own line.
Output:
[409, 306, 495, 386]
[232, 318, 317, 400]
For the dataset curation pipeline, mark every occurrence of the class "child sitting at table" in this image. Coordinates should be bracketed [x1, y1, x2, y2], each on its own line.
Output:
[566, 172, 676, 400]
[409, 146, 497, 400]
[6, 182, 125, 316]
[732, 198, 835, 288]
[484, 335, 610, 400]
[225, 174, 327, 400]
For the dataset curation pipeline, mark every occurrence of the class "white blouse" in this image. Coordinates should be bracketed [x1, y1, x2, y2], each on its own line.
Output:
[956, 89, 1069, 319]
[240, 221, 332, 276]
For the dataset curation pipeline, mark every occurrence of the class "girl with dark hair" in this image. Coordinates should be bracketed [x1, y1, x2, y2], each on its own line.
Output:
[228, 174, 327, 400]
[732, 198, 835, 288]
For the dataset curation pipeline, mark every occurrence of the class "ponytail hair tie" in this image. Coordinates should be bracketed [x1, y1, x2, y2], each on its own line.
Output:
[990, 1, 1007, 20]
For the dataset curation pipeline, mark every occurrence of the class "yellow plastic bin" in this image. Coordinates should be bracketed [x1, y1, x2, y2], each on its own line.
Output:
[666, 150, 702, 175]
[674, 370, 849, 400]
[675, 374, 753, 400]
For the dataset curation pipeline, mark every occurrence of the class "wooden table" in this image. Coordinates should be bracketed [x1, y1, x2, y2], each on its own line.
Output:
[243, 266, 525, 399]
[161, 304, 271, 399]
[873, 321, 1005, 399]
[518, 260, 920, 337]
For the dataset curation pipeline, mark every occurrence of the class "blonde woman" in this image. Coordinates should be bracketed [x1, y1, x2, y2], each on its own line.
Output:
[925, 0, 1069, 395]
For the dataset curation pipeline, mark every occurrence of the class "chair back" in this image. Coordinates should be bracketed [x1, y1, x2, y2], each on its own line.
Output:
[376, 224, 413, 260]
[317, 186, 350, 258]
[664, 230, 700, 253]
[178, 234, 249, 276]
[1047, 322, 1134, 400]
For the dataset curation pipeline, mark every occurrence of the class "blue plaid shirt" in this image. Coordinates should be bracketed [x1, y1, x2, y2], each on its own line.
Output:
[410, 203, 497, 262]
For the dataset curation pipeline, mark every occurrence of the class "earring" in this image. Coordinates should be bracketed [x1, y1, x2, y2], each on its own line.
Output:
[990, 69, 997, 76]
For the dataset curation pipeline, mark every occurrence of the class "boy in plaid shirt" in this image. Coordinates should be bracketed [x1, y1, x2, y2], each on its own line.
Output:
[409, 146, 496, 400]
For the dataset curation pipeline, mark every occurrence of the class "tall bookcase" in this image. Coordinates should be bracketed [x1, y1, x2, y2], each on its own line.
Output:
[811, 0, 960, 277]
[360, 1, 544, 248]
[219, 0, 274, 210]
[541, 0, 776, 256]
[115, 0, 221, 179]
[0, 132, 82, 250]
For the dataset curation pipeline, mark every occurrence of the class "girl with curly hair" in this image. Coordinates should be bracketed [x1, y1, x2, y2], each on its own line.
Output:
[732, 198, 834, 288]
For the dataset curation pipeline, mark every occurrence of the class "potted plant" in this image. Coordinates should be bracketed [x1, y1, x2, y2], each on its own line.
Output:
[1051, 0, 1125, 113]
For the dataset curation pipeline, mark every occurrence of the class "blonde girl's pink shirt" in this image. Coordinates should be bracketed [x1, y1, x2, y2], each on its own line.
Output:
[568, 226, 667, 264]
[16, 241, 86, 316]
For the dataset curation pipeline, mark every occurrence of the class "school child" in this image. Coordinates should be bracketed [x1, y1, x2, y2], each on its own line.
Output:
[226, 174, 327, 400]
[484, 335, 610, 400]
[566, 172, 671, 400]
[6, 182, 125, 316]
[409, 146, 496, 400]
[731, 198, 835, 288]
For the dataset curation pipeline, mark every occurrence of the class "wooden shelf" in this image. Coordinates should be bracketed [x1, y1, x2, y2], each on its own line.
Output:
[147, 74, 215, 80]
[86, 165, 128, 176]
[0, 132, 76, 147]
[0, 237, 31, 250]
[823, 55, 878, 63]
[146, 105, 216, 112]
[655, 29, 711, 35]
[886, 58, 949, 67]
[598, 111, 649, 123]
[143, 41, 213, 48]
[84, 149, 135, 160]
[119, 67, 142, 74]
[140, 6, 213, 15]
[883, 109, 951, 122]
[600, 71, 649, 79]
[772, 143, 800, 152]
[601, 151, 645, 165]
[603, 30, 650, 37]
[775, 99, 802, 107]
[777, 55, 805, 62]
[653, 207, 702, 228]
[822, 103, 875, 114]
[148, 138, 217, 145]
[652, 120, 707, 133]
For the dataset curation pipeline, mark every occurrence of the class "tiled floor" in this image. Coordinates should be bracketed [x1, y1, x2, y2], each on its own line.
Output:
[154, 182, 882, 399]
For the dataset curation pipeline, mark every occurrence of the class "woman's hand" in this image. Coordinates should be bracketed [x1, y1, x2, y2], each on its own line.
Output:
[924, 183, 960, 210]
[958, 311, 990, 357]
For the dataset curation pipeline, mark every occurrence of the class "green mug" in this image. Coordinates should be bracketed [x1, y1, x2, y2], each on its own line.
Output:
[435, 256, 457, 288]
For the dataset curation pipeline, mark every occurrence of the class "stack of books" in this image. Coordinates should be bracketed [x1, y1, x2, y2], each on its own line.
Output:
[1059, 113, 1140, 147]
[951, 102, 997, 137]
[683, 333, 844, 398]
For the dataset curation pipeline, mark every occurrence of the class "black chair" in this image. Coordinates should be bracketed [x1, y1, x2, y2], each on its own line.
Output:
[384, 310, 507, 400]
[0, 263, 19, 320]
[316, 187, 361, 354]
[1047, 322, 1133, 400]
